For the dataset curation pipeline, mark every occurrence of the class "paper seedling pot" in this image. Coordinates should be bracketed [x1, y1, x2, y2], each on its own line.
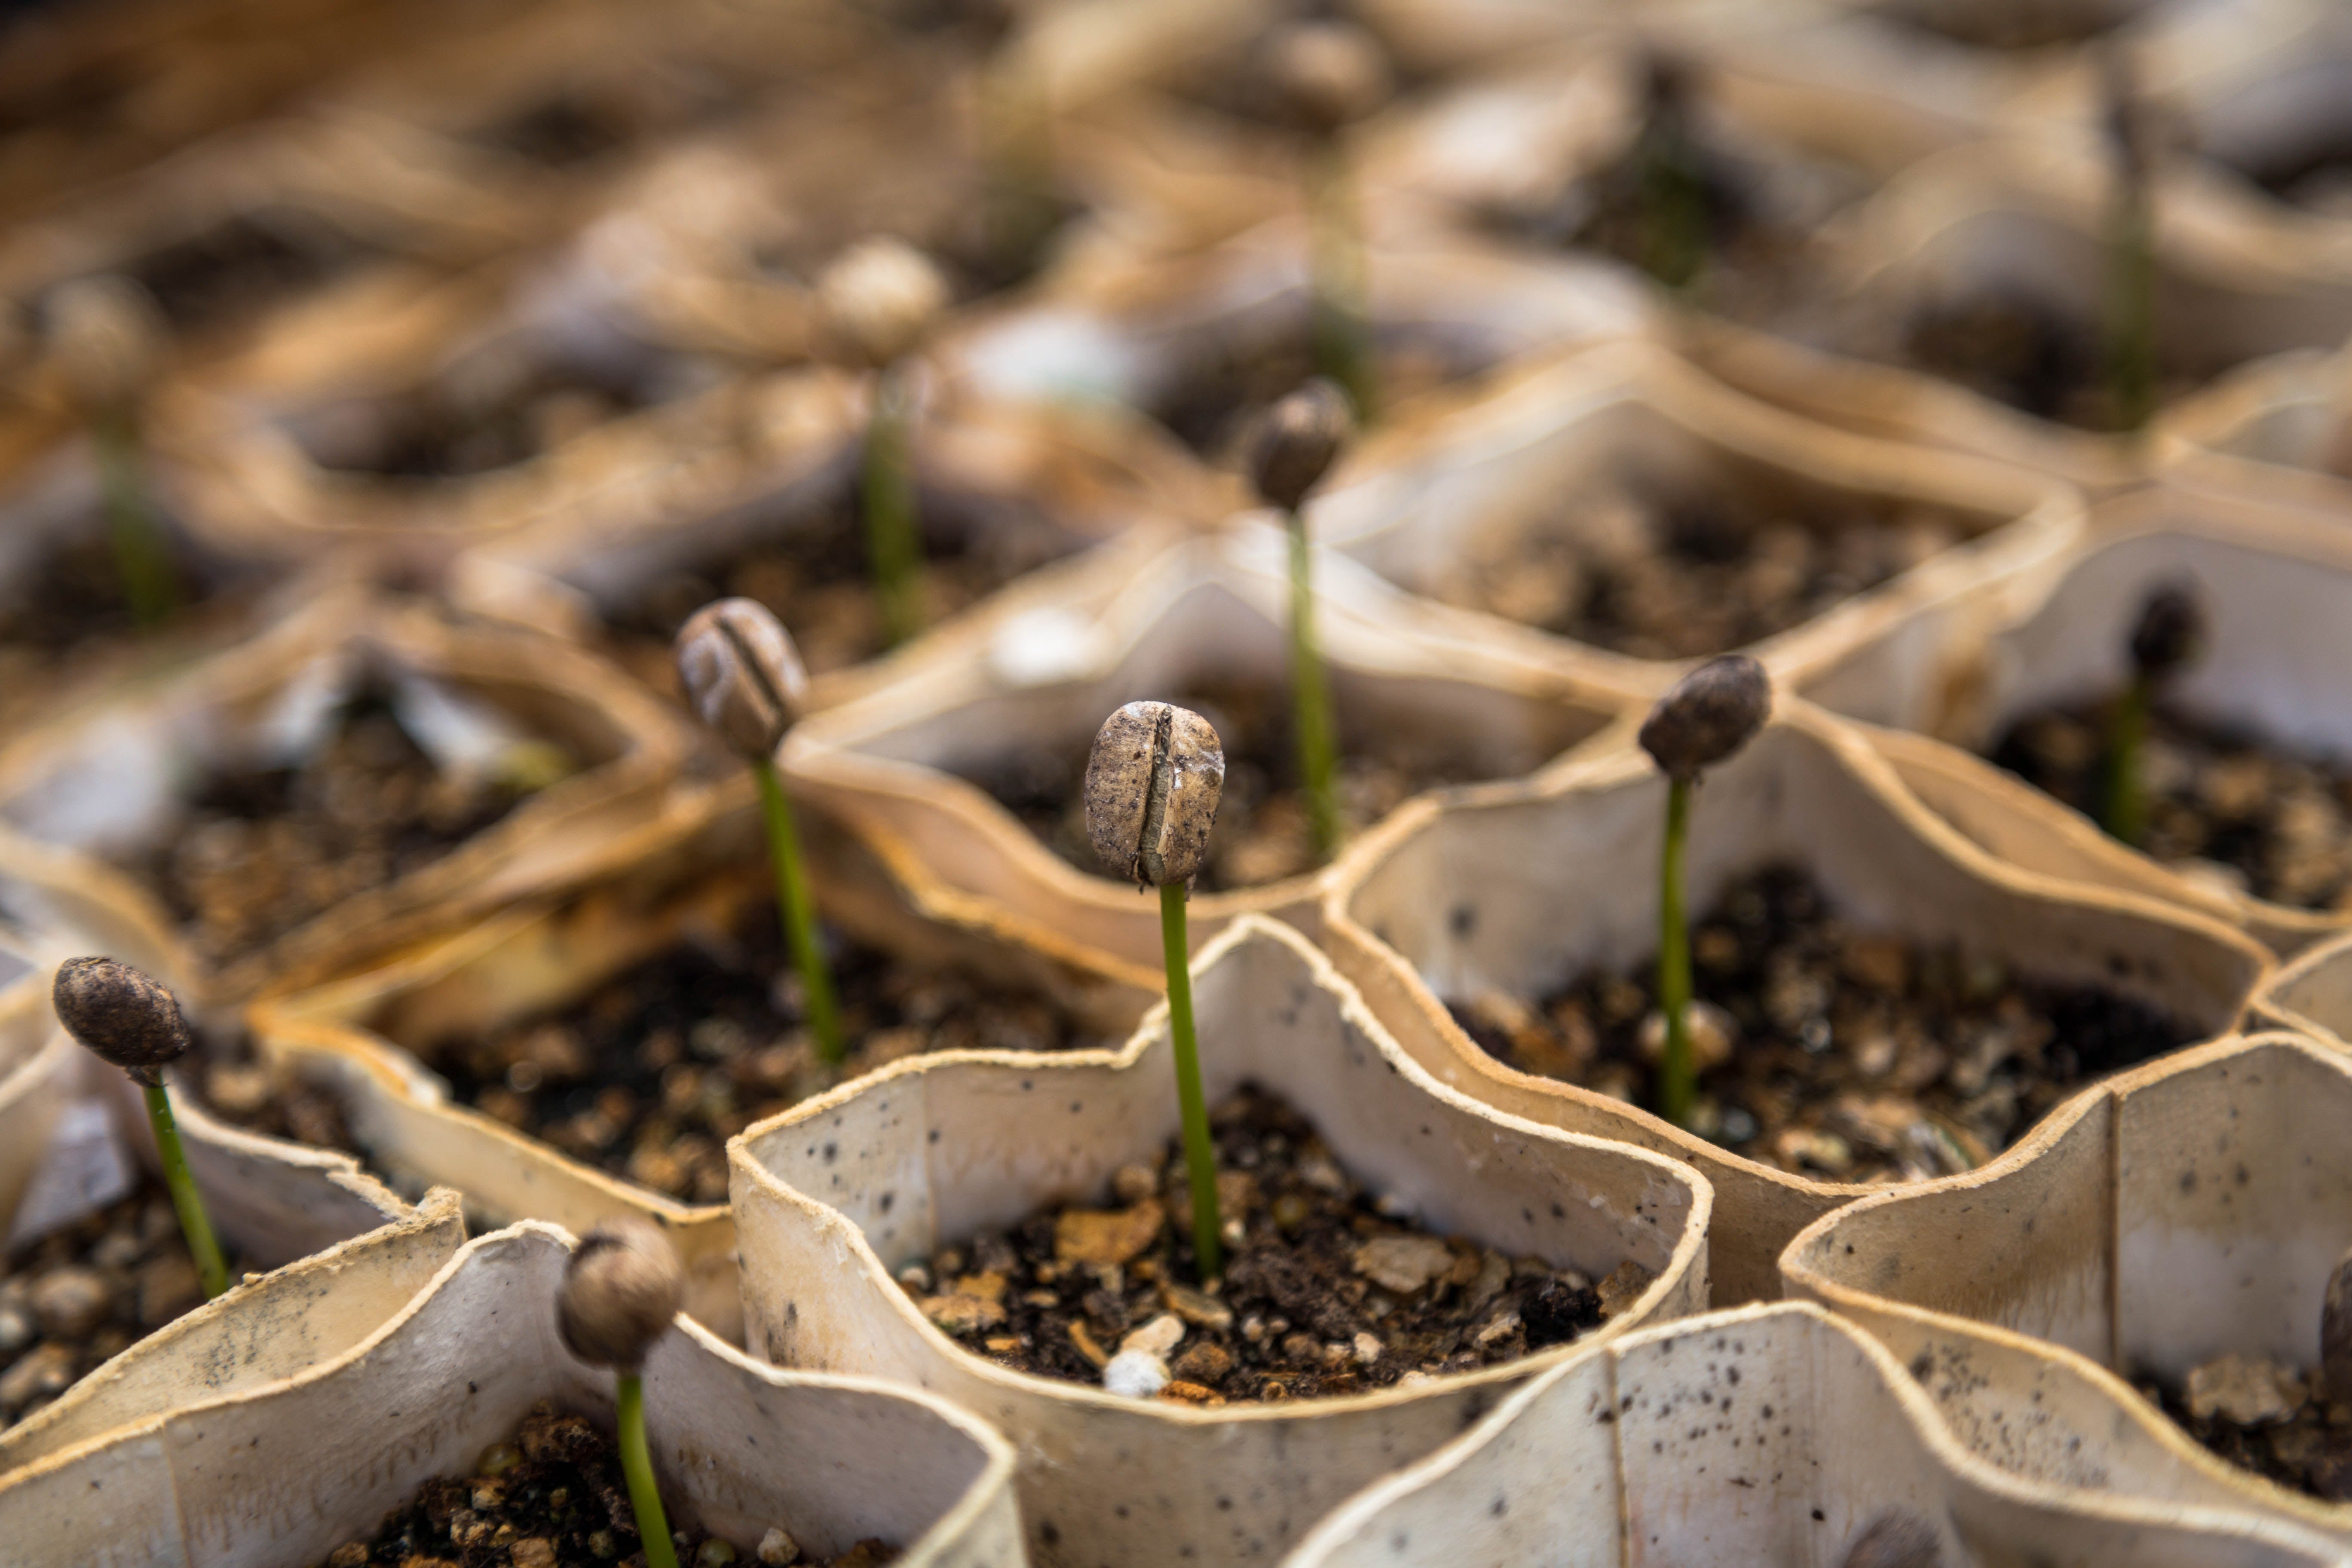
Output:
[729, 916, 1711, 1568]
[782, 528, 1638, 989]
[1281, 1299, 2341, 1568]
[1319, 698, 2269, 1304]
[1308, 339, 2082, 692]
[0, 1221, 1031, 1568]
[1810, 481, 2352, 955]
[0, 585, 691, 1007]
[2255, 927, 2352, 1047]
[1782, 1032, 2352, 1548]
[242, 790, 1157, 1341]
[2160, 343, 2352, 510]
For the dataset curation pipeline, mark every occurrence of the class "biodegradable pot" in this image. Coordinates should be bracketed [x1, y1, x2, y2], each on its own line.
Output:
[0, 1220, 1031, 1568]
[0, 585, 691, 1006]
[1782, 1031, 2352, 1549]
[1808, 480, 2352, 955]
[1317, 697, 2270, 1305]
[240, 790, 1157, 1341]
[2159, 343, 2352, 511]
[781, 527, 1638, 991]
[729, 916, 1712, 1568]
[1306, 337, 2083, 701]
[1282, 1299, 2341, 1568]
[2255, 925, 2352, 1045]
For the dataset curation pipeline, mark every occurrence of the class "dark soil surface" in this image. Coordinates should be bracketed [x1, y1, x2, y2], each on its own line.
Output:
[119, 208, 387, 336]
[0, 1178, 252, 1430]
[191, 1026, 361, 1155]
[893, 1083, 1649, 1403]
[305, 355, 703, 481]
[0, 524, 219, 661]
[115, 689, 557, 971]
[956, 677, 1505, 891]
[1424, 486, 1962, 661]
[1898, 294, 2205, 432]
[1992, 698, 2352, 911]
[2142, 1360, 2352, 1503]
[1880, 2, 2128, 50]
[2232, 141, 2352, 217]
[1449, 864, 2198, 1183]
[318, 1400, 896, 1567]
[429, 903, 1097, 1205]
[609, 493, 1072, 689]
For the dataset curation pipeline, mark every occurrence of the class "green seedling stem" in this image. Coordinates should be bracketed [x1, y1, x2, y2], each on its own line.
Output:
[1638, 116, 1707, 291]
[755, 756, 845, 1064]
[94, 412, 179, 628]
[1656, 775, 1697, 1128]
[1285, 506, 1341, 863]
[615, 1372, 679, 1568]
[1308, 144, 1377, 424]
[861, 370, 922, 648]
[144, 1081, 227, 1299]
[1160, 880, 1222, 1281]
[2105, 161, 2156, 433]
[2101, 674, 2153, 845]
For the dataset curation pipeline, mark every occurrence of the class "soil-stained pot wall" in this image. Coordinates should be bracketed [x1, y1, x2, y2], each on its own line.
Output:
[729, 918, 1711, 1568]
[1318, 699, 2269, 1304]
[0, 1222, 1032, 1568]
[1281, 1300, 2343, 1568]
[1806, 481, 2352, 955]
[1782, 1031, 2352, 1550]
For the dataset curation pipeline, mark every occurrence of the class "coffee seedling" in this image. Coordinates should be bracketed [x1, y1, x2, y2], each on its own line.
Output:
[2101, 46, 2159, 433]
[676, 598, 843, 1062]
[1248, 380, 1354, 864]
[1634, 50, 1709, 291]
[559, 1217, 688, 1568]
[52, 956, 226, 1299]
[50, 275, 181, 627]
[818, 237, 950, 648]
[1269, 19, 1390, 421]
[1085, 700, 1227, 1278]
[1637, 655, 1771, 1129]
[2101, 579, 2204, 846]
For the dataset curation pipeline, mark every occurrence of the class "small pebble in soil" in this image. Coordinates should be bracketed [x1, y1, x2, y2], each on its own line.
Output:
[429, 904, 1096, 1204]
[959, 678, 1507, 891]
[116, 685, 562, 970]
[0, 1180, 250, 1430]
[1421, 485, 1961, 662]
[1992, 698, 2352, 912]
[2142, 1354, 2352, 1502]
[1449, 864, 2197, 1184]
[892, 1083, 1650, 1401]
[315, 1401, 898, 1566]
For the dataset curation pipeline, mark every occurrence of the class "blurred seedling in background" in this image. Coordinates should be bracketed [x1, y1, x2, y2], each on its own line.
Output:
[1637, 654, 1771, 1129]
[1268, 18, 1391, 422]
[53, 957, 227, 1300]
[49, 275, 181, 627]
[557, 1217, 687, 1568]
[676, 598, 844, 1063]
[2101, 579, 2204, 846]
[1247, 380, 1353, 865]
[1632, 49, 1709, 292]
[1084, 700, 1227, 1279]
[818, 237, 950, 648]
[2101, 46, 2160, 433]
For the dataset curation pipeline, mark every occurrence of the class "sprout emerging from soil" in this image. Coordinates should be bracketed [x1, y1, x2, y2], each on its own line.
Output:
[1841, 1508, 1942, 1568]
[2101, 579, 2204, 845]
[2101, 46, 2159, 433]
[52, 956, 227, 1299]
[1637, 655, 1772, 1129]
[1634, 49, 1709, 291]
[48, 275, 181, 627]
[1085, 700, 1227, 1278]
[675, 599, 844, 1063]
[1248, 380, 1354, 864]
[1270, 19, 1390, 421]
[818, 238, 949, 649]
[559, 1216, 686, 1568]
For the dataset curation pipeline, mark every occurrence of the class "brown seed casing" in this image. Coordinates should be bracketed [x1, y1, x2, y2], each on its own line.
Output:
[816, 236, 949, 368]
[1638, 654, 1772, 782]
[2324, 1245, 2352, 1405]
[1247, 379, 1354, 514]
[1268, 19, 1393, 135]
[2128, 580, 2205, 683]
[675, 598, 809, 761]
[557, 1215, 686, 1373]
[52, 956, 191, 1087]
[49, 275, 164, 415]
[1841, 1508, 1942, 1568]
[1084, 701, 1225, 888]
